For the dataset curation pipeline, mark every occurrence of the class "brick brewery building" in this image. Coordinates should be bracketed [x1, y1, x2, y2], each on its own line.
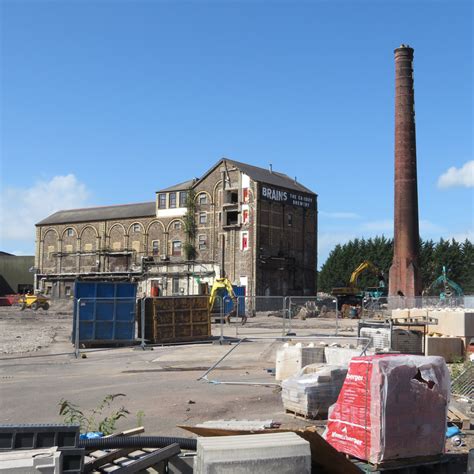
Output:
[35, 159, 317, 298]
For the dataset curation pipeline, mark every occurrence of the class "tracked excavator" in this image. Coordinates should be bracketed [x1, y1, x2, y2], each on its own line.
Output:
[331, 261, 387, 308]
[423, 266, 463, 299]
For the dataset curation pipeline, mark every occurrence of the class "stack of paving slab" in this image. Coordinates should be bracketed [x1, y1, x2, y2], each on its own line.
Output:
[275, 342, 325, 381]
[427, 309, 474, 358]
[391, 308, 473, 360]
[275, 341, 371, 381]
[281, 363, 347, 418]
[324, 354, 450, 464]
[194, 432, 311, 473]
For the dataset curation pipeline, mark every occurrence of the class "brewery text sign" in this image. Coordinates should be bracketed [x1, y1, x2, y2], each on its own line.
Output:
[260, 184, 315, 209]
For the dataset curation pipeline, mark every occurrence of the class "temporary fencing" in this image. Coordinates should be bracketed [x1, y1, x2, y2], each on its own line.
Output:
[197, 335, 371, 387]
[386, 295, 469, 310]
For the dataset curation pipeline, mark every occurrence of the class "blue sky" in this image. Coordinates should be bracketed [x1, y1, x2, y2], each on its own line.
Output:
[1, 0, 472, 266]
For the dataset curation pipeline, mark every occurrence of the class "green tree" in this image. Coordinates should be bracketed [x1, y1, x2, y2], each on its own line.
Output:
[319, 236, 471, 294]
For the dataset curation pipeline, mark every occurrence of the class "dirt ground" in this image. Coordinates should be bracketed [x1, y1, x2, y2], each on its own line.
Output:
[0, 302, 351, 436]
[0, 302, 471, 466]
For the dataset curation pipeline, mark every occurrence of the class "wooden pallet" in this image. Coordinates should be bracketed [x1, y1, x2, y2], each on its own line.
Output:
[284, 408, 327, 423]
[354, 454, 445, 471]
[448, 406, 470, 430]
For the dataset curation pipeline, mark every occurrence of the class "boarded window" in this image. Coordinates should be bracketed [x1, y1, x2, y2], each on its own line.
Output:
[84, 243, 93, 251]
[242, 188, 249, 203]
[48, 245, 55, 258]
[65, 244, 73, 253]
[112, 242, 122, 250]
[242, 209, 249, 224]
[132, 241, 140, 252]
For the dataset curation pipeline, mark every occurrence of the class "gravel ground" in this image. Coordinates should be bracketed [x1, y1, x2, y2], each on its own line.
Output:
[0, 302, 73, 355]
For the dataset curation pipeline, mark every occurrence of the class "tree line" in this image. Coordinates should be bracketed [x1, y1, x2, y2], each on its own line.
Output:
[318, 237, 474, 295]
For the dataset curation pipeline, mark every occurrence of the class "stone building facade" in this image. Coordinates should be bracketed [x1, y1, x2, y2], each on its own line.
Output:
[35, 159, 317, 298]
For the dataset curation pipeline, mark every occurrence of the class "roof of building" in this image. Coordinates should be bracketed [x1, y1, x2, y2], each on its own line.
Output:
[156, 179, 197, 193]
[224, 159, 314, 194]
[36, 202, 156, 226]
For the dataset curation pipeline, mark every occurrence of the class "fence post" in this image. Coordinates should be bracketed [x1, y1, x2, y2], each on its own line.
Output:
[235, 296, 240, 339]
[219, 296, 225, 344]
[74, 298, 81, 358]
[140, 297, 146, 350]
[286, 297, 291, 335]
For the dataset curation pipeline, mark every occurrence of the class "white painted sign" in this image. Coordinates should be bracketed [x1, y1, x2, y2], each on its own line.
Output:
[260, 185, 315, 209]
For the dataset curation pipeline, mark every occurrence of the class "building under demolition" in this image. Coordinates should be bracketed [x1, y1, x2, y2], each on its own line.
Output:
[35, 159, 317, 298]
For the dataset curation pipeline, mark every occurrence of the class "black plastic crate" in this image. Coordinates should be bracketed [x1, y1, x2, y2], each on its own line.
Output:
[0, 424, 79, 450]
[61, 447, 84, 474]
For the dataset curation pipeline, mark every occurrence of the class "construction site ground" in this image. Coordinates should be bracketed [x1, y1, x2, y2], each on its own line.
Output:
[0, 303, 472, 460]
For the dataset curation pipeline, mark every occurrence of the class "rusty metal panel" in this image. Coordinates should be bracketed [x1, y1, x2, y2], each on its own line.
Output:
[144, 296, 211, 343]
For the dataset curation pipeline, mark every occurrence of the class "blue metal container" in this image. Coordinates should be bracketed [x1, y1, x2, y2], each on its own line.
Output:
[223, 285, 246, 316]
[72, 281, 137, 343]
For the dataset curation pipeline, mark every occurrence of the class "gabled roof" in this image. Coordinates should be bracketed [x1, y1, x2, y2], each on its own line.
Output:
[197, 158, 315, 194]
[157, 179, 197, 193]
[36, 202, 156, 226]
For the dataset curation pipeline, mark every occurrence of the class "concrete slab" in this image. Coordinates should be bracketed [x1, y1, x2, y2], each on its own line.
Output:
[425, 336, 463, 363]
[428, 310, 474, 337]
[194, 432, 311, 473]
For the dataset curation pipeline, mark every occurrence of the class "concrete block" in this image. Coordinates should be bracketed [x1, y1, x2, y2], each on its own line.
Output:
[275, 343, 325, 381]
[0, 447, 61, 473]
[324, 346, 369, 366]
[409, 308, 428, 318]
[428, 310, 474, 337]
[194, 432, 311, 474]
[391, 309, 410, 319]
[425, 336, 463, 363]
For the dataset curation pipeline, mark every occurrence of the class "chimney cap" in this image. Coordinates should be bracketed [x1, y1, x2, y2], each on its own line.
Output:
[394, 44, 414, 54]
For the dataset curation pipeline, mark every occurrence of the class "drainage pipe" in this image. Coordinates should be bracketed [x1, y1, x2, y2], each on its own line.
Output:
[78, 435, 197, 451]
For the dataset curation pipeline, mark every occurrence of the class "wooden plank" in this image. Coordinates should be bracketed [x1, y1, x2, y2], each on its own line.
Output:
[105, 426, 145, 438]
[111, 444, 180, 474]
[448, 407, 470, 430]
[83, 448, 138, 473]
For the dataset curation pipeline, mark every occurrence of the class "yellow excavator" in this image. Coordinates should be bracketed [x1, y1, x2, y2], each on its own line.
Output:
[209, 277, 236, 310]
[209, 278, 246, 324]
[332, 261, 386, 307]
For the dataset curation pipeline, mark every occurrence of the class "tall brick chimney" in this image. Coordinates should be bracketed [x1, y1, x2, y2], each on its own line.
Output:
[389, 45, 422, 297]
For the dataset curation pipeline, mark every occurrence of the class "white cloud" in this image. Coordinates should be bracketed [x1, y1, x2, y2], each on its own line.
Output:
[361, 219, 393, 232]
[450, 229, 474, 242]
[320, 211, 361, 219]
[0, 175, 90, 242]
[437, 160, 474, 189]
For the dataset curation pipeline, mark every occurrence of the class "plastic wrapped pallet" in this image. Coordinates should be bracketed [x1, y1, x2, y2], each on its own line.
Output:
[324, 354, 450, 464]
[281, 364, 347, 418]
[275, 342, 325, 381]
